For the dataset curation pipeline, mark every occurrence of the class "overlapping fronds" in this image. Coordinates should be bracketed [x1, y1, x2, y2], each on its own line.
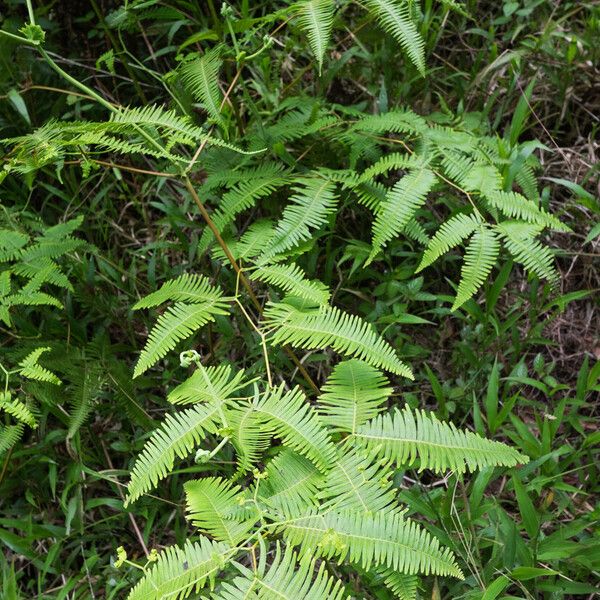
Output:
[317, 448, 397, 514]
[185, 477, 254, 545]
[254, 384, 336, 472]
[369, 167, 437, 260]
[168, 365, 247, 405]
[452, 225, 500, 310]
[260, 449, 323, 516]
[214, 544, 349, 600]
[258, 177, 338, 261]
[133, 274, 226, 309]
[417, 212, 482, 272]
[495, 221, 560, 285]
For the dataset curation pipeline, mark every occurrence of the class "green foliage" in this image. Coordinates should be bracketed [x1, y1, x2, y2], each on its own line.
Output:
[0, 0, 597, 597]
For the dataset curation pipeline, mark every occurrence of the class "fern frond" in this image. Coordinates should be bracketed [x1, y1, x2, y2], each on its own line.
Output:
[214, 544, 348, 600]
[251, 263, 330, 305]
[258, 177, 338, 261]
[452, 224, 500, 310]
[318, 359, 392, 433]
[180, 48, 223, 123]
[495, 221, 559, 285]
[212, 219, 275, 262]
[363, 0, 425, 73]
[127, 537, 231, 600]
[318, 448, 396, 514]
[264, 301, 413, 378]
[357, 152, 422, 184]
[228, 401, 272, 475]
[515, 163, 540, 203]
[485, 190, 569, 232]
[199, 175, 288, 252]
[0, 392, 36, 427]
[260, 449, 323, 516]
[0, 229, 29, 260]
[297, 0, 335, 74]
[13, 258, 72, 291]
[2, 291, 62, 309]
[133, 274, 226, 310]
[184, 477, 254, 545]
[352, 109, 427, 136]
[67, 365, 104, 439]
[125, 402, 223, 505]
[134, 300, 229, 378]
[417, 212, 481, 272]
[281, 509, 463, 578]
[369, 168, 436, 260]
[254, 384, 336, 472]
[18, 347, 61, 384]
[380, 571, 419, 600]
[0, 424, 24, 455]
[354, 405, 527, 473]
[168, 365, 247, 405]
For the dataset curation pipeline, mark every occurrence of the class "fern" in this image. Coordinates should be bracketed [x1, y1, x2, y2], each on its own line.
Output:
[264, 301, 413, 378]
[214, 544, 348, 600]
[363, 0, 426, 74]
[259, 449, 323, 516]
[18, 347, 61, 385]
[317, 359, 392, 433]
[317, 448, 397, 514]
[381, 571, 419, 600]
[452, 225, 500, 310]
[254, 384, 337, 472]
[168, 365, 247, 405]
[133, 277, 230, 378]
[127, 537, 231, 600]
[297, 0, 335, 74]
[258, 177, 338, 261]
[495, 221, 559, 285]
[0, 424, 24, 455]
[353, 405, 527, 473]
[125, 402, 223, 504]
[417, 212, 482, 272]
[369, 167, 437, 261]
[281, 509, 464, 577]
[0, 392, 36, 428]
[184, 477, 254, 545]
[199, 173, 289, 252]
[251, 263, 330, 305]
[485, 190, 569, 232]
[133, 274, 225, 310]
[180, 48, 223, 123]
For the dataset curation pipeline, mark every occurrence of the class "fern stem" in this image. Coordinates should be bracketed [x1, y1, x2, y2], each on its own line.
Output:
[183, 177, 320, 395]
[235, 298, 273, 388]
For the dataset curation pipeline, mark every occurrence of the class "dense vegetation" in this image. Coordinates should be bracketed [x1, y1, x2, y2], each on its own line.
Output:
[0, 0, 598, 598]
